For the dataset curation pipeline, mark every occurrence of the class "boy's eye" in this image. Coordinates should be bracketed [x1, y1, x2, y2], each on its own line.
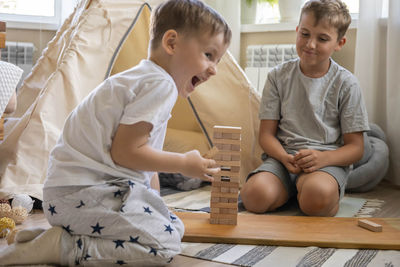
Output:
[301, 32, 309, 37]
[205, 53, 213, 60]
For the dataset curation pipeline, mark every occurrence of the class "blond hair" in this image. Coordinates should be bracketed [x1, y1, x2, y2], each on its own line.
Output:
[150, 0, 231, 50]
[300, 0, 351, 40]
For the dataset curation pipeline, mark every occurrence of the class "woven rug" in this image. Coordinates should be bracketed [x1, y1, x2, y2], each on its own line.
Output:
[162, 185, 384, 217]
[161, 186, 400, 267]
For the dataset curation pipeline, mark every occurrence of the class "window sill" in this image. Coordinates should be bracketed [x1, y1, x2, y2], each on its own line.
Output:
[241, 19, 358, 33]
[5, 21, 59, 31]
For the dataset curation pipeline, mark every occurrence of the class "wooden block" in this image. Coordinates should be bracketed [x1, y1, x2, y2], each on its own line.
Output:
[216, 160, 240, 167]
[217, 218, 237, 225]
[219, 171, 239, 178]
[211, 192, 237, 199]
[210, 202, 237, 209]
[230, 187, 239, 193]
[203, 146, 219, 159]
[211, 187, 221, 193]
[214, 154, 222, 160]
[209, 218, 219, 224]
[222, 132, 232, 139]
[358, 219, 383, 232]
[213, 126, 241, 134]
[231, 166, 240, 173]
[213, 131, 223, 139]
[231, 154, 240, 161]
[222, 144, 231, 151]
[0, 21, 5, 32]
[213, 138, 241, 145]
[210, 213, 237, 220]
[212, 181, 239, 188]
[210, 217, 237, 225]
[0, 32, 5, 49]
[220, 208, 230, 214]
[210, 197, 220, 203]
[217, 150, 240, 156]
[222, 154, 231, 161]
[220, 187, 229, 193]
[231, 144, 240, 151]
[210, 208, 220, 213]
[220, 197, 228, 203]
[228, 198, 237, 203]
[231, 133, 241, 140]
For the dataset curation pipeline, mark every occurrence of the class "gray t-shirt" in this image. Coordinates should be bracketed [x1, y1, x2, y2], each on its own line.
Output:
[259, 58, 369, 152]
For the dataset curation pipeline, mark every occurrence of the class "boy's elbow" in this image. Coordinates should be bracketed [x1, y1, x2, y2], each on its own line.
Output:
[353, 139, 364, 163]
[110, 143, 124, 166]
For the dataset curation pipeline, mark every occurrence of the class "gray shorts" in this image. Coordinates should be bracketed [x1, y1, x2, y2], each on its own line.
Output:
[247, 154, 349, 199]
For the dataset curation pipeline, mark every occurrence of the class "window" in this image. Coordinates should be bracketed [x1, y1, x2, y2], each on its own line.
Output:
[256, 0, 359, 24]
[0, 0, 62, 30]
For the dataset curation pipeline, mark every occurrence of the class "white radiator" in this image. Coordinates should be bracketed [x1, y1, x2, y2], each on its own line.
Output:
[1, 41, 35, 88]
[245, 44, 297, 95]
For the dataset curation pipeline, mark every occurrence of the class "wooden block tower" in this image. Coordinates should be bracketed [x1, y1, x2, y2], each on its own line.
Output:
[210, 126, 241, 225]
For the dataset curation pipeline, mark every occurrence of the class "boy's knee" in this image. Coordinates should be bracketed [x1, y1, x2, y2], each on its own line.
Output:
[298, 183, 338, 216]
[241, 176, 284, 213]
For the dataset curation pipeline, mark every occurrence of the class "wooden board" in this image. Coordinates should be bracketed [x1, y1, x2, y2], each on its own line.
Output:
[176, 212, 400, 250]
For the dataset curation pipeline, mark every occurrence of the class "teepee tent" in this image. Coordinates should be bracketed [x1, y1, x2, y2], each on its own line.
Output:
[0, 0, 262, 200]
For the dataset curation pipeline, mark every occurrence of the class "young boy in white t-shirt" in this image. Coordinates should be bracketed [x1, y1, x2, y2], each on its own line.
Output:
[241, 0, 369, 217]
[0, 0, 231, 265]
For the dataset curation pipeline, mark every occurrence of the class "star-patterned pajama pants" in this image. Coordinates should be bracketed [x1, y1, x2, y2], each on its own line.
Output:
[43, 178, 184, 266]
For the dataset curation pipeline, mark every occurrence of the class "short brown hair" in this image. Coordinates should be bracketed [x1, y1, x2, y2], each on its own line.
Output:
[150, 0, 231, 50]
[300, 0, 351, 40]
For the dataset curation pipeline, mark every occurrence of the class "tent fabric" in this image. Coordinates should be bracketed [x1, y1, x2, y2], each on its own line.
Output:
[0, 0, 151, 200]
[0, 0, 263, 200]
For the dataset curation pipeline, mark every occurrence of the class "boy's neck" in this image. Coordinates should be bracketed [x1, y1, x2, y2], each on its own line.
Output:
[300, 58, 331, 78]
[148, 49, 172, 77]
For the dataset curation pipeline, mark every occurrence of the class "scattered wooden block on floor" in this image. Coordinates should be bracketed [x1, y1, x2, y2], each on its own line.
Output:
[358, 219, 383, 232]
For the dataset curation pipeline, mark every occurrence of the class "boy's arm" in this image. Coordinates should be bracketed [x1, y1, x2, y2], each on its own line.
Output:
[294, 132, 364, 173]
[259, 120, 301, 174]
[110, 121, 219, 181]
[150, 173, 160, 192]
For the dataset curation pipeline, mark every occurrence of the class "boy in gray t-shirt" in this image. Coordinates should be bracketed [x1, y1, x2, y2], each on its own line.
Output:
[241, 0, 369, 217]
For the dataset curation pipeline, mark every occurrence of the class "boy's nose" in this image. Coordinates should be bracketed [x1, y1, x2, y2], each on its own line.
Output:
[208, 64, 217, 76]
[307, 38, 316, 49]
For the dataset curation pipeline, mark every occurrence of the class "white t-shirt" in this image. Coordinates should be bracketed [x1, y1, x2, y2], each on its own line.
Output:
[45, 60, 178, 188]
[259, 58, 369, 152]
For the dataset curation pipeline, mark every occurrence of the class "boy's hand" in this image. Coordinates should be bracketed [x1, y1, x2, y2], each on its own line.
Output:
[294, 149, 325, 173]
[281, 154, 301, 174]
[181, 150, 220, 182]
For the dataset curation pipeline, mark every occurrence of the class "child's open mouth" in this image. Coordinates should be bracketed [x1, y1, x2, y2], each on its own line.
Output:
[191, 76, 201, 87]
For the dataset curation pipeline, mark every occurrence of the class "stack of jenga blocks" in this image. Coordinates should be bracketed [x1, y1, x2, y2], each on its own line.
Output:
[210, 126, 241, 225]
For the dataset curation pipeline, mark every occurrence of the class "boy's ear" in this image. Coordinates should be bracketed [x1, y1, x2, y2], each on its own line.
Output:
[162, 29, 178, 55]
[335, 36, 346, 51]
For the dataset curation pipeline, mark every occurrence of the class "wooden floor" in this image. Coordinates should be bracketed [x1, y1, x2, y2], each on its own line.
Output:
[347, 180, 400, 218]
[0, 180, 399, 266]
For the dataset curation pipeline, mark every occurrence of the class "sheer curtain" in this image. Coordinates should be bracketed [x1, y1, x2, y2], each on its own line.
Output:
[354, 0, 400, 185]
